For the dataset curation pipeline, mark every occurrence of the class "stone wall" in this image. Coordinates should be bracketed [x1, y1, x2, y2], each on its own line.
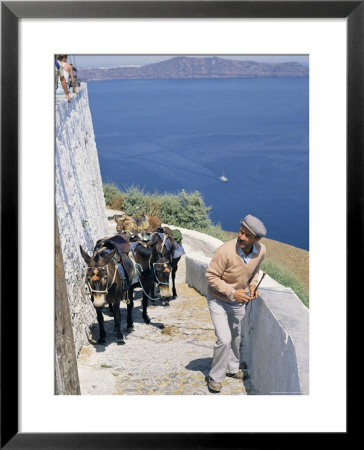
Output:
[55, 84, 108, 354]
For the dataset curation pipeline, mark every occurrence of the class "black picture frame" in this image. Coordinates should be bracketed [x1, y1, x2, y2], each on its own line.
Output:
[1, 1, 357, 447]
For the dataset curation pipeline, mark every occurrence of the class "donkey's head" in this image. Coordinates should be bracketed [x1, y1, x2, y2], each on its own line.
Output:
[114, 215, 126, 233]
[151, 255, 172, 299]
[148, 235, 173, 299]
[147, 216, 161, 232]
[80, 245, 116, 308]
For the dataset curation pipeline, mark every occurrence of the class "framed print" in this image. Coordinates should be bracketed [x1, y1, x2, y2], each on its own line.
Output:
[1, 0, 359, 447]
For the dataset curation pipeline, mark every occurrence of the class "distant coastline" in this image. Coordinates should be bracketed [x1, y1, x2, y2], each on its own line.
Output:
[78, 56, 309, 82]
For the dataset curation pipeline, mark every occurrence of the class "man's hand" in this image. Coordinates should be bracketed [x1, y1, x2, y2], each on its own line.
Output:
[233, 289, 251, 304]
[248, 285, 259, 300]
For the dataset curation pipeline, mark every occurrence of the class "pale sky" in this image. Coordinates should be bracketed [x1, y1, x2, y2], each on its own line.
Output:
[70, 54, 309, 68]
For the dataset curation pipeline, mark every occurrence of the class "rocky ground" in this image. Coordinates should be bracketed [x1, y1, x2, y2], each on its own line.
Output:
[77, 256, 248, 395]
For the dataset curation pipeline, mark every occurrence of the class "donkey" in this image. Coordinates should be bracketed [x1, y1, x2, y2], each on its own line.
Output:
[114, 214, 149, 236]
[80, 236, 134, 345]
[114, 214, 162, 241]
[126, 242, 172, 331]
[147, 227, 185, 301]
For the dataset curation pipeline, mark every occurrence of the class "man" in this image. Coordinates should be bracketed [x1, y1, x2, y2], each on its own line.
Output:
[55, 58, 72, 103]
[205, 214, 266, 393]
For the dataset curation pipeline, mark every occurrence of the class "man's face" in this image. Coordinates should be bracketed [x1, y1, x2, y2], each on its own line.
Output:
[237, 225, 259, 253]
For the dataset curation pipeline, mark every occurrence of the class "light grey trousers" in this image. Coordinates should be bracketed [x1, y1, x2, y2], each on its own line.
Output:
[208, 297, 246, 382]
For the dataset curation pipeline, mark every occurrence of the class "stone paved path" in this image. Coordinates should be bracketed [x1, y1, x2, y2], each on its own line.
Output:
[77, 256, 247, 395]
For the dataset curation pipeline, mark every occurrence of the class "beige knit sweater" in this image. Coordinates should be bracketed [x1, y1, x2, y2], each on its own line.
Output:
[206, 239, 266, 302]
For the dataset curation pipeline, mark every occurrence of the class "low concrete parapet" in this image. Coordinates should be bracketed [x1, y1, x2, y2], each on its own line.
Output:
[173, 225, 309, 395]
[185, 253, 211, 297]
[241, 284, 309, 395]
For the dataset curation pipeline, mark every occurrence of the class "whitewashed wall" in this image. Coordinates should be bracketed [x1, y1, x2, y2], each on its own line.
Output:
[55, 84, 108, 354]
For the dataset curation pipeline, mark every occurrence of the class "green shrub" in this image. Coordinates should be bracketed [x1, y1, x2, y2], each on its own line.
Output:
[154, 192, 184, 224]
[145, 197, 162, 217]
[118, 185, 148, 216]
[103, 183, 122, 206]
[177, 190, 211, 229]
[110, 195, 124, 211]
[103, 184, 211, 229]
[156, 190, 211, 229]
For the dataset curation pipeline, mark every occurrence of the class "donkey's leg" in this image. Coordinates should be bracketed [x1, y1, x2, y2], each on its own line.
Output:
[151, 282, 157, 303]
[141, 287, 151, 324]
[96, 308, 106, 344]
[113, 301, 125, 344]
[126, 286, 135, 332]
[172, 266, 177, 298]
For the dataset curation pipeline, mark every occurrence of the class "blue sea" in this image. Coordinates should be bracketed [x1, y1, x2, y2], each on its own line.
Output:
[87, 77, 309, 250]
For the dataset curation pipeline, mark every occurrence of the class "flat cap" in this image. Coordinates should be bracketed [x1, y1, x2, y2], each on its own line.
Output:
[241, 214, 266, 238]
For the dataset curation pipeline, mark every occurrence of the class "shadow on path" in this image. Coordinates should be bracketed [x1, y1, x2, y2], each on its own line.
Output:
[185, 357, 212, 378]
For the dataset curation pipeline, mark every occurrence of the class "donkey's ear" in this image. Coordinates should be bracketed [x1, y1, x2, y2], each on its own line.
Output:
[101, 247, 116, 265]
[79, 245, 91, 265]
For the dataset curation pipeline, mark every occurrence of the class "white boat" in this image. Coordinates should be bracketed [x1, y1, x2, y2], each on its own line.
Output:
[219, 172, 228, 182]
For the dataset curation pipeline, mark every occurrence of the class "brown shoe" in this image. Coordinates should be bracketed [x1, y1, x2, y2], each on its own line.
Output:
[226, 370, 244, 380]
[208, 378, 222, 393]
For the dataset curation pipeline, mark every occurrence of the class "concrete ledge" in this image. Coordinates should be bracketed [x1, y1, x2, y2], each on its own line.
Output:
[185, 253, 211, 297]
[241, 287, 309, 395]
